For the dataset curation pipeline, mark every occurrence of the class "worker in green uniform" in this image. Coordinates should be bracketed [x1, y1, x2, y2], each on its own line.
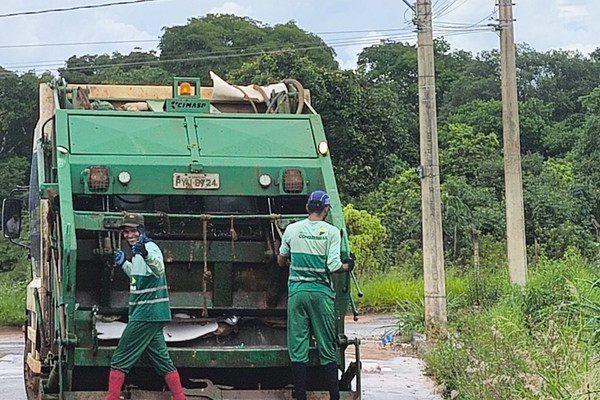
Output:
[277, 190, 354, 400]
[106, 212, 186, 400]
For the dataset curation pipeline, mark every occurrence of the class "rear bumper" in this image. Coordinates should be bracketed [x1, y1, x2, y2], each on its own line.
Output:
[62, 388, 359, 400]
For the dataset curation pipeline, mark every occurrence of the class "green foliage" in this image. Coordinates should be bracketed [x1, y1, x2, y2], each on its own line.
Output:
[320, 76, 418, 198]
[0, 156, 30, 198]
[361, 167, 421, 244]
[425, 250, 600, 399]
[59, 51, 172, 85]
[343, 204, 387, 276]
[159, 14, 337, 82]
[0, 245, 30, 325]
[356, 268, 469, 314]
[227, 51, 329, 87]
[524, 157, 593, 257]
[440, 123, 501, 182]
[0, 71, 39, 159]
[517, 45, 600, 121]
[356, 271, 423, 312]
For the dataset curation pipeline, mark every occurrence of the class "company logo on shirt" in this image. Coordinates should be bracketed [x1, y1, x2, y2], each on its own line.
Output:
[299, 233, 327, 240]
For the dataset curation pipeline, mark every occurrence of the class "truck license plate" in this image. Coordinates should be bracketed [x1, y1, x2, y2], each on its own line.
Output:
[173, 173, 220, 189]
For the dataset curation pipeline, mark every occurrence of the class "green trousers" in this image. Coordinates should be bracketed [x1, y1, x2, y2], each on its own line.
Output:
[110, 321, 176, 376]
[287, 291, 337, 365]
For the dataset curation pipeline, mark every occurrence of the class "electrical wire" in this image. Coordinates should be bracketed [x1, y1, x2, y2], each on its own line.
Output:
[0, 28, 416, 51]
[0, 32, 420, 72]
[0, 20, 497, 75]
[0, 39, 159, 50]
[0, 0, 166, 18]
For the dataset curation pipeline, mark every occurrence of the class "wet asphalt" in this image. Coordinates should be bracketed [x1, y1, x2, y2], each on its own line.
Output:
[0, 315, 441, 400]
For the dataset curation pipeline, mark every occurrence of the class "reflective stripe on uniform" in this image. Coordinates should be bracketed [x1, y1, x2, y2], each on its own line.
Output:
[291, 266, 328, 273]
[130, 285, 168, 294]
[289, 276, 319, 282]
[129, 298, 170, 307]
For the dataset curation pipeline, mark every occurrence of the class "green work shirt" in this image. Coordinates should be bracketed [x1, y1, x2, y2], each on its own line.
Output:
[279, 218, 342, 299]
[121, 242, 171, 322]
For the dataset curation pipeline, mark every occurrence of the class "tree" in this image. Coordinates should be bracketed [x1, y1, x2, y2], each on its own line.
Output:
[59, 51, 171, 84]
[439, 123, 501, 185]
[0, 70, 39, 158]
[343, 204, 387, 275]
[159, 14, 337, 83]
[361, 167, 422, 268]
[441, 50, 501, 115]
[517, 45, 600, 121]
[523, 156, 592, 257]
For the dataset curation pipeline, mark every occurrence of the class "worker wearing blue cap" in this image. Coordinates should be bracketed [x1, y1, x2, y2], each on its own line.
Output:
[277, 190, 354, 400]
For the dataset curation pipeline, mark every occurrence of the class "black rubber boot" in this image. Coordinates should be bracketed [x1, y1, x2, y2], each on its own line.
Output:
[323, 363, 340, 400]
[291, 362, 307, 400]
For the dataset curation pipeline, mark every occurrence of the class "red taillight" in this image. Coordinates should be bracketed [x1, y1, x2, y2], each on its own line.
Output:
[88, 166, 109, 191]
[283, 169, 303, 193]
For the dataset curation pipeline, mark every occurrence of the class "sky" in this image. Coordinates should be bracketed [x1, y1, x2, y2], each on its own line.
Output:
[0, 0, 598, 74]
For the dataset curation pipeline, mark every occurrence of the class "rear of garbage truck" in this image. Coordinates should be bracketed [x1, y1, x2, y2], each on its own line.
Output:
[11, 76, 361, 399]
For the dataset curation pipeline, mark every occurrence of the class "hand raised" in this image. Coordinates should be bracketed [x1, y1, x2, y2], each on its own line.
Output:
[138, 225, 150, 243]
[114, 250, 126, 267]
[132, 241, 148, 258]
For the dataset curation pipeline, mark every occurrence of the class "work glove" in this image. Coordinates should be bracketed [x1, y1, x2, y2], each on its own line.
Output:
[342, 258, 355, 272]
[114, 249, 126, 267]
[132, 241, 148, 258]
[138, 225, 151, 243]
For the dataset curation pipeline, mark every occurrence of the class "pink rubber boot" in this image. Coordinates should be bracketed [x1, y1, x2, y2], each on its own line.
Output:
[164, 370, 186, 400]
[106, 369, 126, 400]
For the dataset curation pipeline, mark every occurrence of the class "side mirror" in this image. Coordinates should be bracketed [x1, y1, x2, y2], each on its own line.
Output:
[3, 198, 23, 239]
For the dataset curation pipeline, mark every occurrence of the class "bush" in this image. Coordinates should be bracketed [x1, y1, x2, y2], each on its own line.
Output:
[343, 204, 387, 276]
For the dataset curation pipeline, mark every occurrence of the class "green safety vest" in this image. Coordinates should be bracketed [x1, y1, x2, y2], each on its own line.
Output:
[127, 242, 171, 322]
[279, 218, 342, 299]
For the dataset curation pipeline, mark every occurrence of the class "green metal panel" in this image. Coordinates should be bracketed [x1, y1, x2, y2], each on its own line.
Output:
[68, 115, 190, 156]
[67, 156, 327, 196]
[195, 117, 317, 158]
[75, 346, 322, 368]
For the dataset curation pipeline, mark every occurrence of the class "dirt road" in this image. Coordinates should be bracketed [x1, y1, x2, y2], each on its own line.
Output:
[0, 315, 442, 400]
[345, 315, 442, 400]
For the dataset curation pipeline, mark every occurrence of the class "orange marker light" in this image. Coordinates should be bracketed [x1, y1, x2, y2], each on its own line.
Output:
[179, 82, 192, 96]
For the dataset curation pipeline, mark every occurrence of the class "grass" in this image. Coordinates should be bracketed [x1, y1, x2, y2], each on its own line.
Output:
[0, 254, 30, 327]
[356, 268, 470, 313]
[424, 248, 600, 399]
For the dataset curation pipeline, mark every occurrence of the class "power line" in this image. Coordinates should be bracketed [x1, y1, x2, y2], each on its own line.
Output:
[0, 28, 416, 51]
[0, 35, 418, 75]
[0, 23, 496, 75]
[0, 0, 166, 19]
[0, 39, 159, 50]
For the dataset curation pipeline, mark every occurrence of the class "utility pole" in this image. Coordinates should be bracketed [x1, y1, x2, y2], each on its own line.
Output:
[414, 0, 447, 337]
[499, 0, 527, 285]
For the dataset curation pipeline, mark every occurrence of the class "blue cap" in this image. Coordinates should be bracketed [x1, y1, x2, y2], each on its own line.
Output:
[307, 190, 331, 207]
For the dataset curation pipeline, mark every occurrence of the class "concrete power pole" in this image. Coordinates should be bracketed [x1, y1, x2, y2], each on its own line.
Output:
[499, 0, 527, 285]
[415, 0, 447, 337]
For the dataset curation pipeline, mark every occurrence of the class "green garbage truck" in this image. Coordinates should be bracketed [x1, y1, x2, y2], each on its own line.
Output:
[3, 75, 362, 399]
